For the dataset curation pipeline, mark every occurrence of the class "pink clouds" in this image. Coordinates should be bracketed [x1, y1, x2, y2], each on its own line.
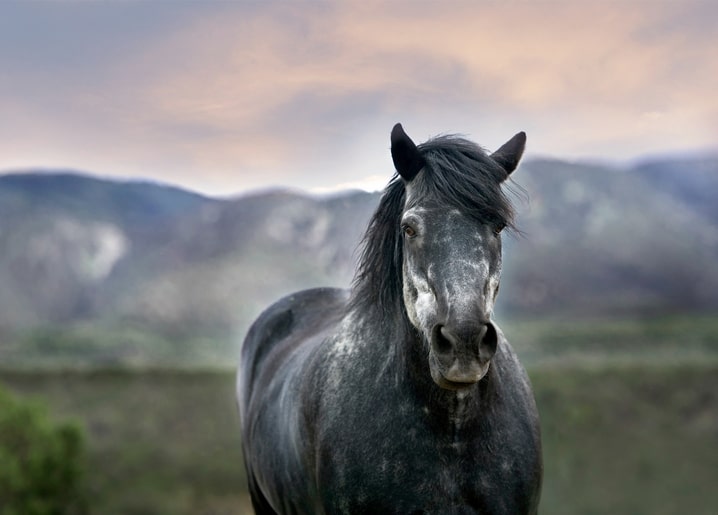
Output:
[0, 1, 715, 194]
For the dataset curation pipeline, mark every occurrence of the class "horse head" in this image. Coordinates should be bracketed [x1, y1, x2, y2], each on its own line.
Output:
[391, 123, 525, 390]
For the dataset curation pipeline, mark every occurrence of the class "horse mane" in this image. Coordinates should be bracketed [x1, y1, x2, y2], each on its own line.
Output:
[348, 134, 517, 318]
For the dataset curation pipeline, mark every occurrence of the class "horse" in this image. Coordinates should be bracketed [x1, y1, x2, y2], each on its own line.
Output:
[237, 123, 542, 514]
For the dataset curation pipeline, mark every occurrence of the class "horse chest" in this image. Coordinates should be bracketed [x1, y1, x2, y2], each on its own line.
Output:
[315, 401, 528, 514]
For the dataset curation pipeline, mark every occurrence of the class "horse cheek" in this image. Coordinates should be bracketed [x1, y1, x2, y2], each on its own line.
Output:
[403, 267, 435, 335]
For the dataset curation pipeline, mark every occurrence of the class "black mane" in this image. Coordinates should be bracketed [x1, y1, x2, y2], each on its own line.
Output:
[349, 135, 516, 317]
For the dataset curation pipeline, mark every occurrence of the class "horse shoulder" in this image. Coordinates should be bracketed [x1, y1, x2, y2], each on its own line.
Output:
[239, 288, 348, 403]
[238, 287, 349, 513]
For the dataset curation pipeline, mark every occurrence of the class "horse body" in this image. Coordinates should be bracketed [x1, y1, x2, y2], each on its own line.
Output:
[238, 124, 543, 514]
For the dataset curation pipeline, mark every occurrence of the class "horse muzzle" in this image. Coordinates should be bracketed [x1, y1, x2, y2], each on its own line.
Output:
[429, 321, 498, 390]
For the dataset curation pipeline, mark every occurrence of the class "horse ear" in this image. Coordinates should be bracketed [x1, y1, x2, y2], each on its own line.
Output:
[490, 131, 526, 176]
[391, 123, 425, 181]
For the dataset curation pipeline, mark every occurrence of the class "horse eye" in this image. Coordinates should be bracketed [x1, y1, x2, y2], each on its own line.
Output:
[493, 222, 506, 235]
[402, 224, 417, 238]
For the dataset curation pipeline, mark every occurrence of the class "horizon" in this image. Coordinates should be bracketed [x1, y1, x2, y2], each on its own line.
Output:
[2, 147, 716, 199]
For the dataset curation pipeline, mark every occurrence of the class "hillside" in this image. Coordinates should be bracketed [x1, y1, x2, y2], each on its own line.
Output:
[0, 172, 214, 329]
[1, 155, 717, 366]
[633, 154, 718, 225]
[501, 157, 718, 316]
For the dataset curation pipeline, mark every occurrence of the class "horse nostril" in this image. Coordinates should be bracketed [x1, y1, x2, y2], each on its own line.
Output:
[476, 323, 489, 343]
[432, 322, 495, 361]
[431, 325, 454, 355]
[479, 322, 498, 362]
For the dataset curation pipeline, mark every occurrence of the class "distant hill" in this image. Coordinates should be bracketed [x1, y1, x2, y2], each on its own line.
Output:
[500, 157, 718, 317]
[1, 155, 716, 366]
[632, 154, 718, 225]
[99, 188, 378, 341]
[0, 171, 212, 226]
[0, 172, 215, 329]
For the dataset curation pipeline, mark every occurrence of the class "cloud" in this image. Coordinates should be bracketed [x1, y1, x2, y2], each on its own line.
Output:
[0, 1, 715, 194]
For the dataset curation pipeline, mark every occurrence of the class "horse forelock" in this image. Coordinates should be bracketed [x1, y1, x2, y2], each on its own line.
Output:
[414, 135, 517, 231]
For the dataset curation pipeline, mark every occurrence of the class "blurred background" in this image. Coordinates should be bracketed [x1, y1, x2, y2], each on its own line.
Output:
[0, 1, 716, 514]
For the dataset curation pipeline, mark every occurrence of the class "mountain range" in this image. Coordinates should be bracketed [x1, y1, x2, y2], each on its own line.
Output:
[1, 154, 716, 366]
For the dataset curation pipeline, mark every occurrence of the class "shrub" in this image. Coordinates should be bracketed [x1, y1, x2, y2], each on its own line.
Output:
[0, 386, 87, 515]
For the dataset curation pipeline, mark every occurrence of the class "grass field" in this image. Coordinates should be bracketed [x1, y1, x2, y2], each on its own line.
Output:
[2, 361, 716, 515]
[0, 370, 251, 515]
[503, 313, 718, 366]
[534, 363, 717, 515]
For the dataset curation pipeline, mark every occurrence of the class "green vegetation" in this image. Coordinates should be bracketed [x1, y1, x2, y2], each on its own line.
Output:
[504, 313, 718, 366]
[0, 386, 86, 515]
[1, 363, 716, 515]
[1, 315, 716, 514]
[1, 324, 238, 369]
[0, 370, 251, 515]
[534, 362, 717, 515]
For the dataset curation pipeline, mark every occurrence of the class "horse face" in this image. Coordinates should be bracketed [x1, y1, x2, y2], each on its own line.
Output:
[401, 199, 503, 390]
[390, 123, 525, 390]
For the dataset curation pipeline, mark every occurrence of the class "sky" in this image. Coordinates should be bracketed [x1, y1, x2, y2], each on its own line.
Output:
[0, 0, 716, 196]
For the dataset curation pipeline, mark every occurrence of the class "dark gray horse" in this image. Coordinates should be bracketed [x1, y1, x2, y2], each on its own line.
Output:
[238, 124, 542, 514]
